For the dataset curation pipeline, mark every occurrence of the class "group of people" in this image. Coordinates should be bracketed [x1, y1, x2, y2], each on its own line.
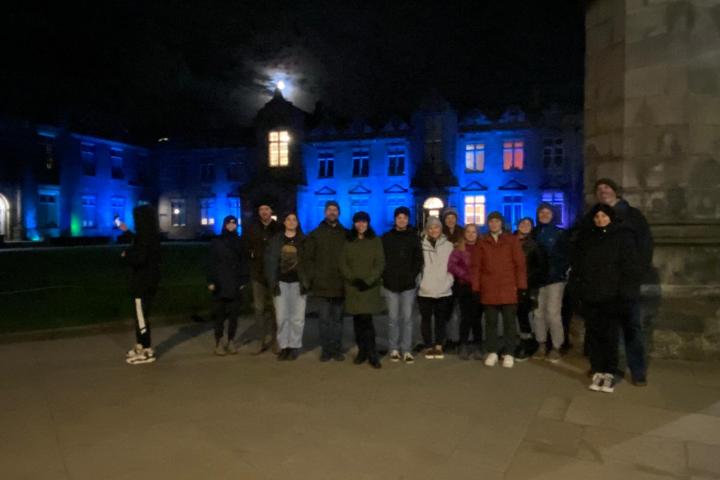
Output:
[120, 178, 652, 394]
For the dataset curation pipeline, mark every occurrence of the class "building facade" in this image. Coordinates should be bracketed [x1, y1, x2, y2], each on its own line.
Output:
[0, 92, 582, 242]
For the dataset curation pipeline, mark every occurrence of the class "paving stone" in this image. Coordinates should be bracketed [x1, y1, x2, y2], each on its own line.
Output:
[688, 442, 720, 476]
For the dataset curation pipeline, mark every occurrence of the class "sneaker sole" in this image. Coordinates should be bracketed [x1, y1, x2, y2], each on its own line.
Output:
[546, 357, 561, 364]
[126, 356, 156, 365]
[588, 384, 602, 392]
[600, 387, 615, 393]
[502, 363, 514, 368]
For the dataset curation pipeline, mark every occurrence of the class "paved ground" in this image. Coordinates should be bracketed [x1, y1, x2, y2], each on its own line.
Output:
[3, 315, 720, 480]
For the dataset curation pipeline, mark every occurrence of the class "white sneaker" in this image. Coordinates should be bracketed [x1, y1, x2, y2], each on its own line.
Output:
[588, 373, 603, 391]
[389, 350, 401, 362]
[126, 348, 156, 365]
[600, 373, 615, 393]
[403, 352, 415, 364]
[502, 355, 515, 368]
[484, 352, 498, 367]
[126, 343, 143, 358]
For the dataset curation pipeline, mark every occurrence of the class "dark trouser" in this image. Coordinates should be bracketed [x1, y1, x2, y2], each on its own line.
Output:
[483, 304, 519, 355]
[583, 302, 620, 374]
[317, 296, 344, 355]
[251, 280, 276, 344]
[353, 314, 377, 357]
[620, 302, 647, 381]
[418, 296, 453, 347]
[133, 292, 155, 348]
[561, 286, 576, 347]
[213, 297, 241, 343]
[456, 284, 483, 345]
[517, 299, 533, 337]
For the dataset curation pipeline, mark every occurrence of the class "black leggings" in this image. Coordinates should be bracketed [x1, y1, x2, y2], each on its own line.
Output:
[353, 314, 377, 355]
[456, 284, 483, 344]
[133, 293, 155, 348]
[213, 297, 242, 343]
[583, 302, 620, 374]
[418, 296, 453, 347]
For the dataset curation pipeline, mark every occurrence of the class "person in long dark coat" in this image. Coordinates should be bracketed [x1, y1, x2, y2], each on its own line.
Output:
[571, 203, 642, 393]
[208, 215, 249, 356]
[120, 204, 161, 365]
[513, 217, 545, 360]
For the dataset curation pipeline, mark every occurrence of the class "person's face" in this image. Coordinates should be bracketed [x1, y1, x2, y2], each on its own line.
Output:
[464, 225, 478, 244]
[225, 221, 237, 232]
[518, 219, 532, 235]
[594, 210, 611, 227]
[428, 223, 442, 239]
[258, 205, 272, 222]
[395, 214, 409, 230]
[355, 220, 368, 235]
[488, 218, 502, 234]
[444, 214, 457, 229]
[284, 214, 298, 231]
[325, 206, 339, 223]
[596, 184, 618, 206]
[538, 208, 554, 225]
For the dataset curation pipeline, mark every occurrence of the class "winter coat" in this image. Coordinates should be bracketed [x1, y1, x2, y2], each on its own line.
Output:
[448, 247, 474, 286]
[124, 205, 161, 298]
[304, 220, 347, 298]
[517, 234, 546, 290]
[570, 222, 642, 305]
[339, 236, 385, 314]
[381, 227, 423, 292]
[471, 232, 527, 305]
[418, 235, 455, 298]
[207, 231, 249, 299]
[264, 231, 309, 292]
[242, 219, 280, 284]
[533, 223, 570, 286]
[613, 199, 654, 275]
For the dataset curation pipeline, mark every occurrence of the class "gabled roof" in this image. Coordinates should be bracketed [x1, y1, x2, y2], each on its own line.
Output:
[460, 181, 488, 191]
[314, 186, 337, 195]
[498, 179, 528, 190]
[384, 184, 408, 194]
[349, 184, 371, 195]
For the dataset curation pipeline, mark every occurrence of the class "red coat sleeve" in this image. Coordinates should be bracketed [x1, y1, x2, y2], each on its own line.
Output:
[512, 236, 528, 290]
[470, 243, 482, 293]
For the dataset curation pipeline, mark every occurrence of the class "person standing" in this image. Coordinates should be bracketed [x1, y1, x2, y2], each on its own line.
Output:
[120, 204, 161, 365]
[471, 211, 526, 368]
[340, 211, 385, 369]
[441, 207, 465, 246]
[382, 206, 423, 364]
[417, 216, 455, 359]
[513, 217, 544, 361]
[531, 203, 570, 363]
[265, 212, 309, 361]
[571, 204, 642, 393]
[448, 224, 484, 360]
[593, 178, 653, 385]
[441, 207, 464, 351]
[207, 215, 248, 356]
[305, 201, 347, 362]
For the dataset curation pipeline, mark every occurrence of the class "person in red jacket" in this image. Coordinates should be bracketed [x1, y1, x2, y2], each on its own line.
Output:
[471, 211, 527, 368]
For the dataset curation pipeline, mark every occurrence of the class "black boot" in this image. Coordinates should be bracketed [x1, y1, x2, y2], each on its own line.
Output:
[354, 346, 367, 364]
[368, 354, 382, 369]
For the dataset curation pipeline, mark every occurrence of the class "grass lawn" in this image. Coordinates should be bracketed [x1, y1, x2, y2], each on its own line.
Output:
[0, 243, 249, 334]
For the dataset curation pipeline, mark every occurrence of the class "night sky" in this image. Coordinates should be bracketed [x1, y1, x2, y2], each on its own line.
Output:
[1, 1, 585, 143]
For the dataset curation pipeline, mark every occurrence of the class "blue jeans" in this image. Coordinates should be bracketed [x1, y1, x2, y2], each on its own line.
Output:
[384, 288, 416, 354]
[620, 302, 647, 381]
[273, 282, 307, 349]
[316, 297, 344, 355]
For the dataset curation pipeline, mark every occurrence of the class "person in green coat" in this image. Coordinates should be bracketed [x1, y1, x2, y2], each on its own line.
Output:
[339, 211, 385, 369]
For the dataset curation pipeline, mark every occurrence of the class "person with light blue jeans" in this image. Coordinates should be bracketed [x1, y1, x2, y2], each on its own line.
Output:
[381, 206, 423, 363]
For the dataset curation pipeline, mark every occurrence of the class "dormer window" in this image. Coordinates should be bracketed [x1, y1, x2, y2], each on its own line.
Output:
[268, 130, 289, 167]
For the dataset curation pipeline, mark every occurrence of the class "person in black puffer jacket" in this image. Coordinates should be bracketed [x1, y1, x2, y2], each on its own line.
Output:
[571, 203, 642, 394]
[514, 217, 546, 360]
[208, 215, 249, 356]
[120, 204, 161, 365]
[381, 206, 423, 363]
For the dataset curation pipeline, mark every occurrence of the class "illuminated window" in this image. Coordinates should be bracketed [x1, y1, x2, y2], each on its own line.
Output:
[200, 198, 215, 226]
[171, 199, 186, 227]
[38, 190, 59, 228]
[81, 143, 96, 176]
[388, 147, 406, 176]
[268, 130, 290, 167]
[465, 143, 485, 172]
[541, 191, 566, 226]
[318, 150, 335, 178]
[502, 195, 523, 228]
[111, 149, 124, 179]
[423, 197, 444, 218]
[352, 149, 369, 177]
[543, 138, 564, 169]
[464, 195, 486, 225]
[502, 140, 524, 171]
[81, 195, 96, 228]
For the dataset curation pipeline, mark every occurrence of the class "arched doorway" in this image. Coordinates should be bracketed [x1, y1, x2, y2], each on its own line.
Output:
[0, 194, 8, 240]
[421, 196, 444, 229]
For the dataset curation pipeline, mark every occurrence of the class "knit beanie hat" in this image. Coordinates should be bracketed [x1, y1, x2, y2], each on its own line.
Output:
[394, 206, 411, 218]
[425, 216, 442, 232]
[594, 178, 621, 196]
[352, 211, 370, 223]
[325, 200, 340, 212]
[589, 203, 616, 222]
[487, 211, 504, 225]
[441, 207, 459, 221]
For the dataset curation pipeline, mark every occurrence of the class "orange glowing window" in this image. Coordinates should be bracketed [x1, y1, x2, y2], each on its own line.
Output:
[503, 140, 524, 171]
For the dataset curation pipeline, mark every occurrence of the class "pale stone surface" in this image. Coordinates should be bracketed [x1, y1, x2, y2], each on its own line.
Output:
[2, 319, 720, 479]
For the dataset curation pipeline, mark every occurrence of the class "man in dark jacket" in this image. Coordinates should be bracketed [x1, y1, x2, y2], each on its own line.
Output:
[304, 200, 347, 362]
[120, 204, 161, 365]
[208, 215, 249, 356]
[593, 178, 652, 385]
[240, 200, 279, 353]
[381, 206, 423, 362]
